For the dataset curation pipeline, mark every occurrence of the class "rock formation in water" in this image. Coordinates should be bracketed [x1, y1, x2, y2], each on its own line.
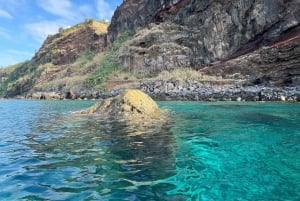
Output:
[77, 89, 162, 119]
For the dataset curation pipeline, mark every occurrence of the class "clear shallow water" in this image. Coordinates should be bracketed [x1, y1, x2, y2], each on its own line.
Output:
[0, 100, 299, 201]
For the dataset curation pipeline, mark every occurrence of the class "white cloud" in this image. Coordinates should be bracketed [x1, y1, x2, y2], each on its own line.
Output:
[24, 0, 116, 44]
[36, 0, 92, 21]
[24, 20, 66, 42]
[37, 0, 74, 19]
[0, 9, 12, 19]
[0, 27, 11, 40]
[0, 0, 26, 16]
[96, 0, 114, 20]
[26, 1, 94, 43]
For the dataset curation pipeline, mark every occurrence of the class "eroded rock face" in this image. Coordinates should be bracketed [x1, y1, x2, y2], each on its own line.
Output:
[78, 89, 161, 119]
[107, 0, 182, 45]
[33, 20, 108, 65]
[119, 23, 192, 73]
[109, 0, 300, 85]
[201, 37, 300, 86]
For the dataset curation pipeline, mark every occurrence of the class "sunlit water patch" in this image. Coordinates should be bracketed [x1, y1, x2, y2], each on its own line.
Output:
[0, 100, 299, 200]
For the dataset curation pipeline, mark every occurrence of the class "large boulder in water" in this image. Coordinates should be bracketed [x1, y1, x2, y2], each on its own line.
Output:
[77, 89, 162, 120]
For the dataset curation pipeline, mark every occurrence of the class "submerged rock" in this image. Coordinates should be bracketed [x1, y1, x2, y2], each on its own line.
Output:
[77, 89, 163, 120]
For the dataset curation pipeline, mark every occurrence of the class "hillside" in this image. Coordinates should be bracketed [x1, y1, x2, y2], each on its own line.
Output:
[1, 0, 300, 101]
[0, 19, 111, 99]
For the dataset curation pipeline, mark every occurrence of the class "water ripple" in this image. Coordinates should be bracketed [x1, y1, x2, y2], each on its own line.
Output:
[0, 100, 299, 200]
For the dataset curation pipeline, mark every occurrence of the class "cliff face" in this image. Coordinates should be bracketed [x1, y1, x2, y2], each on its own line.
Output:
[33, 20, 108, 65]
[109, 0, 300, 85]
[107, 0, 182, 44]
[202, 34, 300, 86]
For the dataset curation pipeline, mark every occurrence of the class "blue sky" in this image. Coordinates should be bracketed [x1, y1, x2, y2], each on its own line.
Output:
[0, 0, 122, 67]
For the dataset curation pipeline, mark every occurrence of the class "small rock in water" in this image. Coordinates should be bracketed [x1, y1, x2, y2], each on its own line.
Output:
[75, 89, 163, 122]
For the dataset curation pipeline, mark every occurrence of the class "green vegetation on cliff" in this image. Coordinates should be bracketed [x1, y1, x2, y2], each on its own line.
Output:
[85, 31, 134, 89]
[0, 19, 112, 97]
[0, 61, 38, 96]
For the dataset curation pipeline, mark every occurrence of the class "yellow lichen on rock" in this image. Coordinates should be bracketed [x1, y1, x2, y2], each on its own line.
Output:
[120, 89, 159, 115]
[76, 89, 161, 120]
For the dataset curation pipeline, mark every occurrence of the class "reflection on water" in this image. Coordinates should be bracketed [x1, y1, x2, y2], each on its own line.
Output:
[23, 113, 179, 200]
[0, 100, 299, 200]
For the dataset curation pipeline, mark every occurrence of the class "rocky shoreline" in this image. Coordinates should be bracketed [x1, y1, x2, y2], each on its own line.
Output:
[14, 80, 300, 102]
[141, 81, 300, 102]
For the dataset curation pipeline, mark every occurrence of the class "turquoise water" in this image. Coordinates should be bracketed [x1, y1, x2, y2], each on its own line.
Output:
[0, 100, 299, 201]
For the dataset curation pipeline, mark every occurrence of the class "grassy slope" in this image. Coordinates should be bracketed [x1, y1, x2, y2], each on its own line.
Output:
[0, 19, 234, 97]
[0, 20, 111, 97]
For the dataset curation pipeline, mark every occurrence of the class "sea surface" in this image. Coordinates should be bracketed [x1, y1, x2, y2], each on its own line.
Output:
[0, 100, 299, 201]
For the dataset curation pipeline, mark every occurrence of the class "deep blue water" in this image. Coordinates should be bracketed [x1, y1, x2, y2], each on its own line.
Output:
[0, 100, 299, 201]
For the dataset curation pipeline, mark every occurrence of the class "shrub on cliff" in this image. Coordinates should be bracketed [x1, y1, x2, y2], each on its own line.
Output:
[0, 61, 37, 96]
[85, 31, 134, 89]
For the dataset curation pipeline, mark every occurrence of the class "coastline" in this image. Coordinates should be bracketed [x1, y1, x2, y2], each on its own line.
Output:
[141, 82, 300, 102]
[3, 82, 299, 102]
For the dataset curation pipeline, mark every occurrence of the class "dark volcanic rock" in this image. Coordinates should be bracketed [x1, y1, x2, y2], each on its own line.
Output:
[107, 0, 182, 45]
[140, 80, 300, 102]
[202, 37, 300, 86]
[109, 0, 300, 85]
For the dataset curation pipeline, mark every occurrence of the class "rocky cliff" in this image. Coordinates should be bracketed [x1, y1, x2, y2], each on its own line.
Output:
[33, 19, 108, 65]
[109, 0, 300, 86]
